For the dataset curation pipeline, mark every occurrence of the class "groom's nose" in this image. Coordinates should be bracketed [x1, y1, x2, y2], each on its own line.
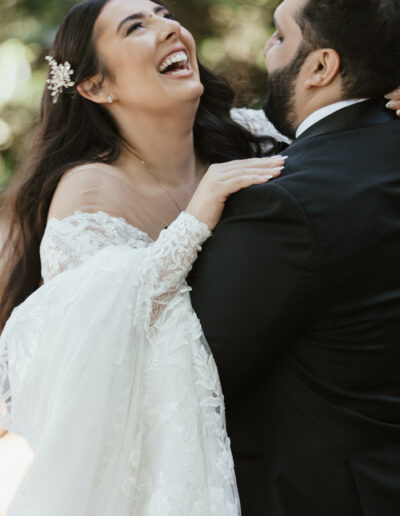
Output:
[263, 38, 273, 58]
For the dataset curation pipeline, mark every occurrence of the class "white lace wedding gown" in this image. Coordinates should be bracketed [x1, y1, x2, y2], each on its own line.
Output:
[0, 110, 288, 515]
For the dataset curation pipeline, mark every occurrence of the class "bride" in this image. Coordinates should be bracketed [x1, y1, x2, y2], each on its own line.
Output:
[0, 0, 287, 514]
[0, 0, 399, 514]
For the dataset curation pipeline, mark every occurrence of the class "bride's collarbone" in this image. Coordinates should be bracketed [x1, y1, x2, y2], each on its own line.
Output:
[61, 162, 196, 238]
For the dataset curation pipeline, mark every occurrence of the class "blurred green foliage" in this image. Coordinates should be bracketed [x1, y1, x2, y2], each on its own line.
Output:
[0, 0, 279, 186]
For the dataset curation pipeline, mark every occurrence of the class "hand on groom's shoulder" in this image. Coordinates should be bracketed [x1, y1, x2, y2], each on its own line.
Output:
[188, 177, 319, 400]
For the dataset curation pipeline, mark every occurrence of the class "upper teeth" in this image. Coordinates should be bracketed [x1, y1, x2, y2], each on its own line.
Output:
[159, 52, 188, 73]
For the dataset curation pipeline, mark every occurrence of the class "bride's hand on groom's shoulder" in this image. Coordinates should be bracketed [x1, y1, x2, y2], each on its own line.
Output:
[385, 88, 400, 117]
[185, 156, 286, 231]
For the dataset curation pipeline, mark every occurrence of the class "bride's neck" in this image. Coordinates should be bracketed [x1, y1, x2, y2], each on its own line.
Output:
[114, 106, 200, 187]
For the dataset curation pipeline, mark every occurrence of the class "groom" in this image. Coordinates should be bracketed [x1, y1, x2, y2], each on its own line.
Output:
[188, 0, 400, 514]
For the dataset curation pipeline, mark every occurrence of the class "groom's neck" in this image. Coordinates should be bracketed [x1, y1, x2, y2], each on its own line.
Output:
[294, 81, 344, 132]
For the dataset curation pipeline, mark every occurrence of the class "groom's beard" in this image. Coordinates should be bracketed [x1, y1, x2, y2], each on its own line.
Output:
[263, 46, 310, 140]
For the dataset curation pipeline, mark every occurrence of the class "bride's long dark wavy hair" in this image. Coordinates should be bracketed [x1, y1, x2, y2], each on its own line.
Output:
[0, 0, 277, 332]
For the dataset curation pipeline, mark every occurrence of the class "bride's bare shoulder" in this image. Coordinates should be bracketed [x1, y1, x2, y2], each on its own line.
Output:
[57, 162, 126, 192]
[48, 162, 131, 222]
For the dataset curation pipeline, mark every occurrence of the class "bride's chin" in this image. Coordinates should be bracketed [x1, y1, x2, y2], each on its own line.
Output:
[165, 81, 204, 104]
[182, 80, 205, 98]
[188, 82, 205, 99]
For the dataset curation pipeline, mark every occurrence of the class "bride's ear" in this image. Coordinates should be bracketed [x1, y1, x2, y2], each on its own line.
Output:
[77, 75, 116, 105]
[304, 49, 340, 90]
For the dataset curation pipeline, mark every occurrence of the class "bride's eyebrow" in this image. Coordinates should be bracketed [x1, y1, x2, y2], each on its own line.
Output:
[117, 5, 170, 34]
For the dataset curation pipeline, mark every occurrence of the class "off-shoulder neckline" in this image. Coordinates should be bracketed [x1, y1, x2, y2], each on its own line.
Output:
[46, 210, 154, 242]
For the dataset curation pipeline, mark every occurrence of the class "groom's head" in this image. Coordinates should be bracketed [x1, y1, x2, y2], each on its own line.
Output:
[263, 0, 400, 139]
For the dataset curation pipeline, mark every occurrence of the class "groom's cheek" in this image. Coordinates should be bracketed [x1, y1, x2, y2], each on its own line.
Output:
[264, 43, 281, 73]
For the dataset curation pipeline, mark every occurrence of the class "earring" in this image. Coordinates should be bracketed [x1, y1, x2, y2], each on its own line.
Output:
[107, 95, 113, 104]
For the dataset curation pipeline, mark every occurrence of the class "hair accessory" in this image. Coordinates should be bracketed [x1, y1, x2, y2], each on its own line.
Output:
[45, 56, 75, 104]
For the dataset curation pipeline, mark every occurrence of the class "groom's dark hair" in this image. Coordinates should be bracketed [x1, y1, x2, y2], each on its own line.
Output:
[296, 0, 400, 98]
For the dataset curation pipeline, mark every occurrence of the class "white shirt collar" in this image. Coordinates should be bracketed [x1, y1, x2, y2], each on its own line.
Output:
[295, 99, 368, 138]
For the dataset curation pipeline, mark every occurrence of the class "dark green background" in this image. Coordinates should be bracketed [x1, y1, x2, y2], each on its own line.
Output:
[0, 0, 279, 186]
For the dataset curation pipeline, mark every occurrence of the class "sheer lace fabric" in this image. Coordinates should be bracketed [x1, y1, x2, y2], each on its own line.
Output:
[230, 108, 291, 144]
[0, 211, 240, 515]
[0, 108, 282, 514]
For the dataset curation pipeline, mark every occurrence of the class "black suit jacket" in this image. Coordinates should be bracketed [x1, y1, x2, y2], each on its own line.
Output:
[188, 99, 400, 515]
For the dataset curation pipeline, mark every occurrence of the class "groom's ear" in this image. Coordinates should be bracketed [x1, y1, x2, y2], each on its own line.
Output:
[303, 49, 341, 90]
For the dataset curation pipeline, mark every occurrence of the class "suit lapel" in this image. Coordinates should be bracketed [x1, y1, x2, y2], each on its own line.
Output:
[293, 98, 398, 145]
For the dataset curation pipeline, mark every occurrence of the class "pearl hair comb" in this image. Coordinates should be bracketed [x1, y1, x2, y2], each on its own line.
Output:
[45, 56, 75, 104]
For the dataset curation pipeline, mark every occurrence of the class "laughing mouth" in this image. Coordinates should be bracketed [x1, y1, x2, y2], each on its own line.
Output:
[159, 51, 190, 75]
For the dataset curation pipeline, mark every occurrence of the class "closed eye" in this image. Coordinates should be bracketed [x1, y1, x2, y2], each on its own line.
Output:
[126, 22, 144, 35]
[163, 12, 176, 21]
[126, 12, 176, 36]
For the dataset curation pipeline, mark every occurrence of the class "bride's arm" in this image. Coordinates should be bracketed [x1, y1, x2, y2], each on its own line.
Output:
[43, 158, 285, 324]
[0, 156, 284, 511]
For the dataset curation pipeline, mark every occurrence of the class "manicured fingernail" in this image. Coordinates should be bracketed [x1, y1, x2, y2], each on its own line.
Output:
[386, 88, 400, 98]
[273, 166, 284, 172]
[386, 101, 396, 109]
[263, 175, 273, 180]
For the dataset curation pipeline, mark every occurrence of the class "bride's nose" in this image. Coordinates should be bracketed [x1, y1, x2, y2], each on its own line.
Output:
[157, 17, 182, 42]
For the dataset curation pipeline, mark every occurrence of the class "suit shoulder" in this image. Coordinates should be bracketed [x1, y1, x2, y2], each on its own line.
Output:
[227, 180, 310, 224]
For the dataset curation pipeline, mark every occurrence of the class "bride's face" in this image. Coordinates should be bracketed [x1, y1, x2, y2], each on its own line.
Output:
[94, 0, 204, 111]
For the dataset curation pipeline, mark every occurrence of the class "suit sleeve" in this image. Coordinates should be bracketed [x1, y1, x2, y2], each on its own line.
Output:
[188, 182, 320, 401]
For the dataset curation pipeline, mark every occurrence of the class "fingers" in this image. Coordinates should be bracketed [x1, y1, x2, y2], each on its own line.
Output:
[241, 155, 287, 168]
[206, 155, 287, 178]
[385, 88, 400, 100]
[386, 101, 400, 117]
[224, 173, 277, 194]
[386, 99, 400, 116]
[222, 166, 284, 182]
[186, 155, 287, 231]
[385, 88, 400, 117]
[220, 155, 287, 170]
[202, 155, 286, 201]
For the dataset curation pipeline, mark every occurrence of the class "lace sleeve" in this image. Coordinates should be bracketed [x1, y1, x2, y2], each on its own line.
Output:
[40, 210, 152, 282]
[1, 208, 239, 514]
[231, 107, 292, 144]
[40, 210, 211, 326]
[139, 213, 212, 324]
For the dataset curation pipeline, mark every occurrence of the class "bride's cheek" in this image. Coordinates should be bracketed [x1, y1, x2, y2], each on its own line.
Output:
[182, 30, 197, 53]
